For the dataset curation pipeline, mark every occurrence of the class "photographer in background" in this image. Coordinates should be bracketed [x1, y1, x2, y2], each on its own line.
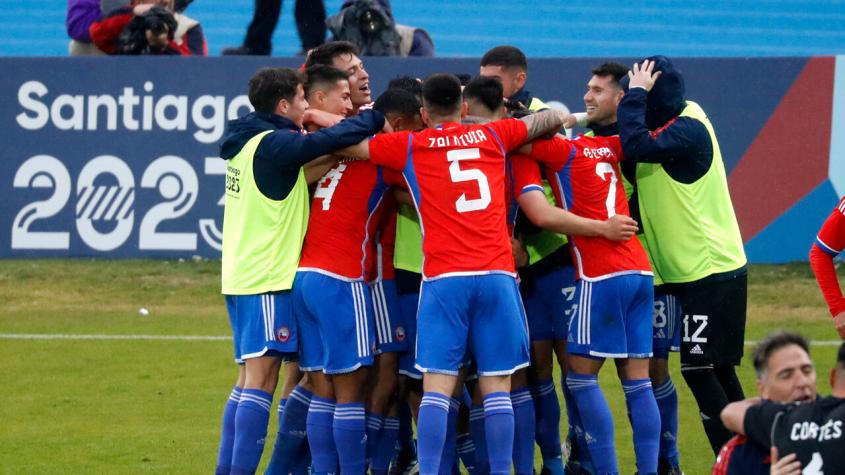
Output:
[89, 0, 205, 55]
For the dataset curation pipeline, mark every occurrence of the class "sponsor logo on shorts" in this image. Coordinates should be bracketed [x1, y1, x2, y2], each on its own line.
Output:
[395, 326, 406, 342]
[690, 344, 704, 355]
[654, 329, 666, 339]
[277, 326, 290, 343]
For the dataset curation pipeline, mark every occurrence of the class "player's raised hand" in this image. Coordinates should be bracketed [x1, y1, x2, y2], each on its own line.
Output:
[834, 311, 845, 340]
[602, 214, 638, 241]
[769, 447, 801, 475]
[628, 59, 662, 92]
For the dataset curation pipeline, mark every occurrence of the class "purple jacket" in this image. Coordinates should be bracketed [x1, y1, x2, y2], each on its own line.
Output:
[67, 0, 103, 42]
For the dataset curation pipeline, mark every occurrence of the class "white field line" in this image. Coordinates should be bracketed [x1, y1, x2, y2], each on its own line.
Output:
[0, 333, 228, 341]
[0, 334, 840, 346]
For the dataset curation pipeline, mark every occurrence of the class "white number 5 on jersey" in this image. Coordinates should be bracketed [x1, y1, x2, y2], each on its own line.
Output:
[447, 148, 491, 213]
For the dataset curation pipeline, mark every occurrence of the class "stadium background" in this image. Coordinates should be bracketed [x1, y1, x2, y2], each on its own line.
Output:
[2, 0, 845, 473]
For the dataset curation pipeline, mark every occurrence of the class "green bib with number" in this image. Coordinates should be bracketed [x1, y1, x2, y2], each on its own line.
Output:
[221, 130, 310, 294]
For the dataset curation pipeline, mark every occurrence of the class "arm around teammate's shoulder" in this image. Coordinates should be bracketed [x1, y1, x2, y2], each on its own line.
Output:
[259, 110, 385, 170]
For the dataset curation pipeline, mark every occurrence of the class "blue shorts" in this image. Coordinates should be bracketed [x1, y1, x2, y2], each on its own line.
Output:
[652, 289, 682, 359]
[292, 271, 375, 374]
[370, 279, 408, 354]
[567, 274, 654, 359]
[415, 274, 530, 376]
[521, 265, 577, 342]
[225, 291, 297, 364]
[397, 289, 422, 379]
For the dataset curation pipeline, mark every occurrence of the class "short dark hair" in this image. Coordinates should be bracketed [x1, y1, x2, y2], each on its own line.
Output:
[387, 75, 423, 99]
[752, 331, 811, 377]
[304, 65, 349, 98]
[480, 45, 528, 72]
[591, 62, 629, 85]
[374, 88, 421, 119]
[463, 76, 504, 114]
[248, 67, 303, 114]
[304, 41, 360, 68]
[421, 73, 463, 117]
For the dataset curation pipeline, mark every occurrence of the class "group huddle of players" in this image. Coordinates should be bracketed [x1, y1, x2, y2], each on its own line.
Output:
[216, 42, 754, 475]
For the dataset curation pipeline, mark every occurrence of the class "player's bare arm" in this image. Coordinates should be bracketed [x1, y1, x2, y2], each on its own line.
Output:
[720, 397, 762, 434]
[518, 189, 637, 240]
[519, 108, 569, 142]
[304, 154, 340, 184]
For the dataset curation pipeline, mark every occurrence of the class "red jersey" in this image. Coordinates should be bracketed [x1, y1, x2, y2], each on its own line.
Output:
[523, 134, 652, 281]
[368, 119, 528, 279]
[298, 160, 394, 280]
[810, 196, 845, 316]
[365, 192, 398, 282]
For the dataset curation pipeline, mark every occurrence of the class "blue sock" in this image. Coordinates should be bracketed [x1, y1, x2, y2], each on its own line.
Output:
[562, 374, 594, 471]
[418, 392, 451, 475]
[483, 392, 515, 475]
[366, 412, 384, 464]
[468, 404, 489, 473]
[265, 385, 313, 475]
[215, 386, 242, 475]
[334, 402, 367, 474]
[653, 378, 680, 466]
[567, 373, 617, 475]
[438, 398, 460, 474]
[231, 388, 273, 475]
[531, 380, 564, 471]
[372, 416, 400, 475]
[456, 433, 476, 474]
[624, 379, 660, 475]
[307, 396, 338, 475]
[511, 388, 535, 475]
[397, 401, 415, 456]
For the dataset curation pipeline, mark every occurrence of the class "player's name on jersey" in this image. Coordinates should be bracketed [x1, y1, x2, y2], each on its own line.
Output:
[789, 419, 843, 442]
[427, 129, 489, 149]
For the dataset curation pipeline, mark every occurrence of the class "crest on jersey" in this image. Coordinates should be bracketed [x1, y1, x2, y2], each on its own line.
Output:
[395, 326, 406, 342]
[277, 326, 291, 343]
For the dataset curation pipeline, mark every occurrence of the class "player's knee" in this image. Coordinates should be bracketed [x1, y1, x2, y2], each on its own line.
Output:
[649, 356, 670, 383]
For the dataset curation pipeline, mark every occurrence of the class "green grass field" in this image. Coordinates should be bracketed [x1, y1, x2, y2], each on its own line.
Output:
[0, 260, 842, 474]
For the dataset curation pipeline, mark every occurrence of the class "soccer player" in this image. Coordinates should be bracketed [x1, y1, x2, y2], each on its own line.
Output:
[263, 63, 356, 475]
[364, 88, 425, 475]
[480, 45, 548, 112]
[619, 57, 748, 455]
[809, 195, 845, 340]
[515, 122, 660, 474]
[340, 73, 570, 475]
[580, 60, 685, 475]
[481, 46, 575, 475]
[305, 41, 371, 114]
[712, 332, 816, 475]
[215, 67, 384, 475]
[721, 341, 845, 473]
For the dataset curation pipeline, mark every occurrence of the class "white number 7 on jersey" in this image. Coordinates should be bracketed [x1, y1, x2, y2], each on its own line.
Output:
[447, 148, 491, 213]
[595, 162, 618, 218]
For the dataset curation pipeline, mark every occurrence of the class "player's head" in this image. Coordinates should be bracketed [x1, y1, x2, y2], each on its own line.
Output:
[374, 88, 424, 132]
[420, 73, 466, 125]
[479, 45, 528, 99]
[387, 75, 423, 101]
[752, 331, 816, 403]
[248, 67, 308, 128]
[305, 41, 371, 108]
[463, 75, 505, 120]
[304, 65, 352, 117]
[584, 62, 627, 127]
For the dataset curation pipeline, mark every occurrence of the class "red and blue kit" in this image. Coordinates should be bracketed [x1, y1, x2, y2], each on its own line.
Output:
[367, 120, 531, 375]
[524, 134, 652, 281]
[810, 195, 845, 316]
